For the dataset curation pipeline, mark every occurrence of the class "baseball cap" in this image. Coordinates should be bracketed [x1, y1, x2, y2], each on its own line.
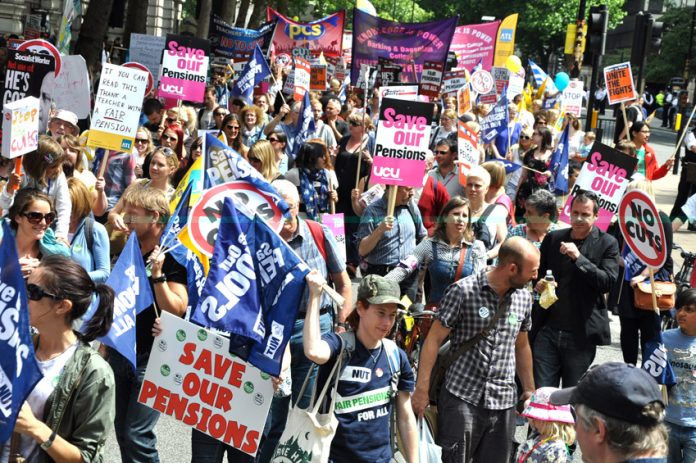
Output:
[357, 275, 406, 309]
[550, 362, 664, 426]
[50, 109, 79, 133]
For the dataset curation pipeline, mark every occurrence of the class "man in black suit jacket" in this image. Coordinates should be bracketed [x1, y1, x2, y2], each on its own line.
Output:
[533, 190, 620, 388]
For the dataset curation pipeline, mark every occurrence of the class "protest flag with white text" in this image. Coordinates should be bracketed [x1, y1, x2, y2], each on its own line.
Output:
[87, 233, 153, 370]
[549, 124, 570, 195]
[290, 92, 316, 157]
[0, 222, 42, 442]
[230, 44, 272, 105]
[643, 315, 677, 387]
[481, 93, 508, 143]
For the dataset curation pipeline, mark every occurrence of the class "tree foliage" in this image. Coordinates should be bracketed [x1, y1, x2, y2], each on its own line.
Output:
[644, 6, 695, 84]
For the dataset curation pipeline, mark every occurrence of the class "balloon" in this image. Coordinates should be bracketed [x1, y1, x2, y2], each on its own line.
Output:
[505, 55, 522, 73]
[554, 72, 570, 92]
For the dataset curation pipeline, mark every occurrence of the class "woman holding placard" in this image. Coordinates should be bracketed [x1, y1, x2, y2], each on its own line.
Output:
[629, 121, 675, 181]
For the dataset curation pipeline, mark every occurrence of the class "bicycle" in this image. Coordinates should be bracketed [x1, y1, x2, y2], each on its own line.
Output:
[392, 304, 438, 372]
[662, 243, 696, 331]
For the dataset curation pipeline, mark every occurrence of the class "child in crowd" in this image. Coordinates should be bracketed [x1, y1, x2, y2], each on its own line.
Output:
[516, 387, 575, 462]
[663, 288, 696, 463]
[574, 130, 596, 161]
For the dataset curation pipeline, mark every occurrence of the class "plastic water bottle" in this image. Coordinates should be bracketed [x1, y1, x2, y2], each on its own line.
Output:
[544, 270, 555, 283]
[540, 270, 558, 309]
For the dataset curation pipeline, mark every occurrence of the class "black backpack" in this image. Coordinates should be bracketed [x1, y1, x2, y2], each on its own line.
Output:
[472, 204, 498, 250]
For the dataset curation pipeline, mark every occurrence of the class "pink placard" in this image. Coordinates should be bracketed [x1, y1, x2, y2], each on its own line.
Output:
[449, 22, 500, 71]
[371, 156, 426, 187]
[558, 194, 615, 231]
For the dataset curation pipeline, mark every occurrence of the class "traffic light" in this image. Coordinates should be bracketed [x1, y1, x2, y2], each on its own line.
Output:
[587, 5, 609, 56]
[631, 12, 648, 67]
[650, 19, 664, 52]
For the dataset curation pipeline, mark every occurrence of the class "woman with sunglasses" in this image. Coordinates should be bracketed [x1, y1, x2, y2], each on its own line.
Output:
[506, 126, 534, 202]
[267, 131, 290, 174]
[5, 256, 115, 462]
[628, 121, 675, 181]
[249, 139, 283, 182]
[187, 136, 203, 164]
[515, 126, 554, 221]
[285, 140, 338, 220]
[1, 136, 72, 242]
[219, 113, 249, 158]
[143, 124, 184, 181]
[132, 127, 154, 179]
[67, 178, 110, 284]
[7, 189, 69, 278]
[240, 105, 266, 146]
[108, 147, 179, 235]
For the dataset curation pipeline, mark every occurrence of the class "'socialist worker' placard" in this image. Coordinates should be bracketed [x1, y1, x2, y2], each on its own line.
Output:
[603, 62, 636, 106]
[371, 98, 434, 187]
[138, 312, 273, 457]
[87, 64, 148, 152]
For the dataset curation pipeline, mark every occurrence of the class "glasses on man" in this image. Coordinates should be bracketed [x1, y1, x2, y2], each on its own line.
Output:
[21, 211, 56, 225]
[26, 283, 61, 301]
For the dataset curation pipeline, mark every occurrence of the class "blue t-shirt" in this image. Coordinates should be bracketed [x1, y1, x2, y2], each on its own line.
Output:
[663, 328, 696, 427]
[320, 332, 415, 463]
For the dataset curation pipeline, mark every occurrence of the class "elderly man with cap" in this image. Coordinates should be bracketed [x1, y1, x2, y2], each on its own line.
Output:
[550, 362, 669, 463]
[48, 109, 80, 138]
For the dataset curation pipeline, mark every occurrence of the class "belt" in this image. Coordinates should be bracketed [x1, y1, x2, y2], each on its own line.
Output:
[296, 306, 332, 319]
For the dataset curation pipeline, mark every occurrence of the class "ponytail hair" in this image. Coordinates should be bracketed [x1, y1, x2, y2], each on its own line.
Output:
[37, 255, 114, 342]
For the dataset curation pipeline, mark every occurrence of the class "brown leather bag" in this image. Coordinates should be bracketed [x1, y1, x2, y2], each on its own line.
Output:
[633, 281, 677, 311]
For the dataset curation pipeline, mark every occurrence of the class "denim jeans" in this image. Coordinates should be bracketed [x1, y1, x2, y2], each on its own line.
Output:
[191, 429, 254, 463]
[668, 422, 696, 463]
[290, 312, 333, 408]
[532, 325, 597, 388]
[109, 349, 161, 463]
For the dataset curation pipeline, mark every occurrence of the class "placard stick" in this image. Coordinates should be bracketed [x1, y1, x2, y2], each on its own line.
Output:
[328, 170, 335, 214]
[670, 103, 696, 160]
[648, 267, 659, 315]
[8, 158, 22, 192]
[269, 72, 288, 106]
[97, 150, 110, 179]
[521, 164, 545, 175]
[621, 103, 631, 142]
[354, 134, 368, 190]
[386, 184, 398, 217]
[354, 80, 370, 190]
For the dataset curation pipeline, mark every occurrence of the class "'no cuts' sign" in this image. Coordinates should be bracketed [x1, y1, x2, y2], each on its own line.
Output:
[618, 190, 667, 269]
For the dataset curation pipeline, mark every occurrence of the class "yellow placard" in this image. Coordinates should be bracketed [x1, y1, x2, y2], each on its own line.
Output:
[494, 14, 519, 67]
[564, 23, 587, 55]
[86, 130, 134, 152]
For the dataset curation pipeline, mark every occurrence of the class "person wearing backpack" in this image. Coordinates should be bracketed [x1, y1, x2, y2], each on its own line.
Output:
[466, 166, 508, 261]
[304, 272, 419, 463]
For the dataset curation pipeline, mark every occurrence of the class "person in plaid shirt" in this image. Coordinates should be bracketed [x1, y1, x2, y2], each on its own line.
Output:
[413, 236, 539, 463]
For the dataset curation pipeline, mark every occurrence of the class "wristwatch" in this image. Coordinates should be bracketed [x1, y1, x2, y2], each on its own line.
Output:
[150, 275, 167, 284]
[40, 431, 56, 451]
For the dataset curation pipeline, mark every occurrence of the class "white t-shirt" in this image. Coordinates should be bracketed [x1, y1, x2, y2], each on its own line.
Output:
[682, 193, 696, 222]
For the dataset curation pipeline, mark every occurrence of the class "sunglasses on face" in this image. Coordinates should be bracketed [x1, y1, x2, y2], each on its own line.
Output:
[166, 117, 177, 124]
[249, 157, 261, 163]
[349, 121, 362, 127]
[267, 137, 279, 142]
[226, 125, 240, 131]
[21, 211, 56, 225]
[434, 150, 449, 155]
[135, 138, 149, 144]
[26, 283, 61, 301]
[520, 135, 531, 140]
[161, 134, 177, 142]
[192, 144, 202, 151]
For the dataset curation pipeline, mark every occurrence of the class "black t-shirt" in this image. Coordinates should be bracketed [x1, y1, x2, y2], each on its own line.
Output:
[547, 237, 587, 332]
[136, 251, 187, 359]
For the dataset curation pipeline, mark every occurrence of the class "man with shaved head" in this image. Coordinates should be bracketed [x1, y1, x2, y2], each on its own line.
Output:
[412, 237, 540, 463]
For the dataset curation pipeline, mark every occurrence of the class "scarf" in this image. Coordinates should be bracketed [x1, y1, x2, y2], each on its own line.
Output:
[299, 168, 329, 220]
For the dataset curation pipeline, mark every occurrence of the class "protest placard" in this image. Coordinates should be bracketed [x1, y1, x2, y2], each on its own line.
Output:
[283, 69, 295, 96]
[2, 50, 55, 133]
[492, 66, 509, 95]
[334, 57, 347, 82]
[469, 69, 493, 94]
[481, 97, 508, 143]
[310, 65, 327, 91]
[442, 69, 468, 96]
[87, 64, 148, 152]
[138, 312, 273, 456]
[618, 190, 667, 269]
[458, 121, 479, 185]
[507, 73, 525, 100]
[562, 80, 584, 117]
[208, 14, 275, 61]
[378, 85, 419, 106]
[130, 33, 166, 86]
[449, 22, 500, 70]
[158, 35, 210, 102]
[2, 96, 39, 158]
[47, 55, 91, 118]
[371, 98, 434, 187]
[321, 213, 346, 262]
[419, 61, 444, 100]
[603, 62, 636, 106]
[293, 58, 310, 101]
[559, 142, 637, 230]
[457, 85, 472, 116]
[377, 58, 402, 87]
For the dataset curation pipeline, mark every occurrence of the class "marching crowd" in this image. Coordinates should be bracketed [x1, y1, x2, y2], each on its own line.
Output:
[1, 36, 696, 463]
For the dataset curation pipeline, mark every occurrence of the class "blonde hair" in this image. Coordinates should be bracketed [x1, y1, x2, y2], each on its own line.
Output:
[530, 419, 576, 446]
[626, 179, 655, 199]
[121, 181, 170, 220]
[481, 161, 506, 189]
[250, 140, 279, 181]
[68, 177, 93, 220]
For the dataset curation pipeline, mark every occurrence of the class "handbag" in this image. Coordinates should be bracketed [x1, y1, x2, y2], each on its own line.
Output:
[272, 341, 344, 463]
[428, 301, 507, 404]
[418, 417, 442, 463]
[633, 280, 677, 311]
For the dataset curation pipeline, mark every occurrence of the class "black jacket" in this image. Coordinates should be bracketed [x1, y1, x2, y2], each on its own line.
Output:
[535, 226, 620, 346]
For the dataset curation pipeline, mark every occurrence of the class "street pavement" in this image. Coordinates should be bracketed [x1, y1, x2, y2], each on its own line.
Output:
[102, 118, 695, 462]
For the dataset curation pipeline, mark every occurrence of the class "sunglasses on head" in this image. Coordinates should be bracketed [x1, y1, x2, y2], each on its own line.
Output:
[21, 211, 56, 225]
[159, 147, 176, 157]
[26, 283, 61, 301]
[161, 134, 177, 142]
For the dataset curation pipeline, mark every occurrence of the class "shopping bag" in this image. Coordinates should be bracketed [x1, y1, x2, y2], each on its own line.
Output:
[419, 417, 442, 463]
[271, 343, 344, 463]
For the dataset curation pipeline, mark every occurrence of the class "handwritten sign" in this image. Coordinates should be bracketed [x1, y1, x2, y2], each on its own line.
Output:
[47, 55, 91, 119]
[87, 64, 148, 152]
[2, 96, 39, 158]
[603, 62, 636, 106]
[158, 36, 210, 102]
[138, 312, 273, 457]
[293, 58, 311, 101]
[371, 98, 434, 187]
[130, 33, 166, 86]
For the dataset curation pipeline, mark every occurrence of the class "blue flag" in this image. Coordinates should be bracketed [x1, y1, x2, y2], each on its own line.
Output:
[481, 94, 508, 143]
[549, 125, 570, 195]
[90, 233, 153, 370]
[643, 315, 677, 387]
[0, 222, 42, 442]
[528, 60, 557, 92]
[290, 92, 316, 157]
[230, 44, 272, 105]
[491, 158, 523, 174]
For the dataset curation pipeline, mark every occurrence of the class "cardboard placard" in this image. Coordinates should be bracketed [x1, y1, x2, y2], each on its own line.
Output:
[87, 64, 148, 152]
[321, 213, 346, 263]
[130, 33, 166, 86]
[603, 62, 636, 106]
[293, 58, 310, 101]
[378, 85, 420, 107]
[138, 312, 273, 457]
[371, 98, 434, 187]
[158, 35, 210, 102]
[419, 61, 444, 100]
[310, 65, 327, 91]
[492, 66, 509, 95]
[458, 121, 479, 185]
[558, 143, 638, 230]
[48, 55, 91, 118]
[618, 190, 667, 269]
[506, 73, 525, 100]
[2, 96, 39, 158]
[441, 69, 468, 96]
[457, 85, 471, 116]
[562, 80, 584, 117]
[469, 69, 494, 94]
